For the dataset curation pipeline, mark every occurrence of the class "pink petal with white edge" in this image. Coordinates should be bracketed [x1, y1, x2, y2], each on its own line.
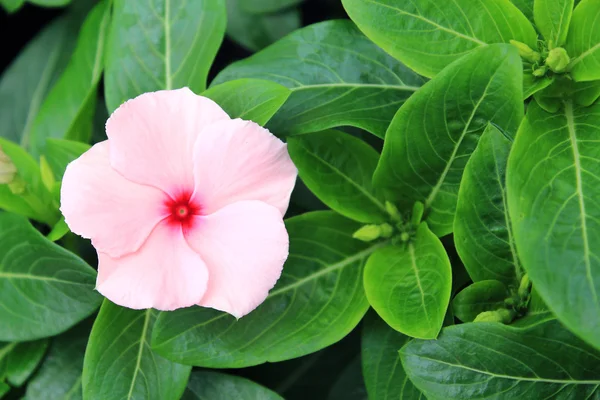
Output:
[60, 141, 168, 258]
[185, 200, 289, 318]
[191, 118, 297, 216]
[106, 88, 230, 197]
[97, 221, 209, 311]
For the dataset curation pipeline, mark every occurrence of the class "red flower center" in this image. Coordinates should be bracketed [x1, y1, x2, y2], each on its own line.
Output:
[165, 191, 200, 231]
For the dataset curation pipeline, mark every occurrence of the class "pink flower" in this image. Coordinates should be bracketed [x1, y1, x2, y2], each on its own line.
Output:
[60, 88, 297, 317]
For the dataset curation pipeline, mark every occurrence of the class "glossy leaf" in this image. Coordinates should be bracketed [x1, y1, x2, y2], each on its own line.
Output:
[566, 0, 600, 82]
[43, 138, 91, 181]
[342, 0, 537, 78]
[452, 280, 509, 322]
[83, 301, 191, 400]
[241, 0, 302, 14]
[182, 371, 283, 400]
[0, 339, 48, 387]
[402, 318, 600, 399]
[202, 79, 291, 126]
[105, 0, 226, 112]
[213, 20, 426, 138]
[507, 100, 600, 350]
[0, 213, 100, 341]
[361, 311, 423, 400]
[454, 124, 520, 284]
[534, 0, 573, 46]
[364, 223, 452, 339]
[152, 212, 377, 368]
[373, 44, 523, 237]
[288, 130, 387, 223]
[29, 0, 110, 156]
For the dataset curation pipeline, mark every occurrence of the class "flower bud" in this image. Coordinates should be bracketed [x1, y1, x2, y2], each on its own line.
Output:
[474, 308, 515, 324]
[510, 40, 541, 63]
[0, 145, 17, 184]
[532, 66, 547, 77]
[353, 224, 382, 242]
[518, 274, 531, 299]
[385, 201, 401, 221]
[546, 47, 570, 73]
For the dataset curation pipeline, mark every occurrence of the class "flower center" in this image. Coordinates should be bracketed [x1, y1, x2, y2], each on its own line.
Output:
[164, 191, 200, 231]
[175, 205, 189, 219]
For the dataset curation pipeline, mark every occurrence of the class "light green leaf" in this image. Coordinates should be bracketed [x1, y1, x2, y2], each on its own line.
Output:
[342, 0, 537, 78]
[181, 371, 283, 400]
[47, 217, 70, 242]
[454, 125, 520, 284]
[83, 301, 191, 400]
[0, 340, 48, 387]
[573, 80, 600, 106]
[401, 318, 600, 399]
[364, 223, 452, 339]
[534, 0, 573, 46]
[511, 0, 534, 21]
[241, 0, 302, 14]
[0, 14, 80, 148]
[29, 0, 110, 156]
[452, 280, 509, 322]
[29, 0, 71, 6]
[212, 20, 426, 138]
[327, 356, 367, 400]
[202, 79, 291, 126]
[507, 100, 600, 350]
[152, 211, 378, 368]
[0, 213, 100, 341]
[288, 130, 387, 224]
[43, 138, 90, 181]
[523, 73, 553, 99]
[362, 311, 423, 400]
[373, 44, 524, 237]
[534, 76, 600, 112]
[226, 0, 301, 52]
[105, 0, 226, 112]
[566, 0, 600, 82]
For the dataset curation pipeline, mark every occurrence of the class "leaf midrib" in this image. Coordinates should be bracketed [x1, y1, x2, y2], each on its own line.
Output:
[290, 83, 421, 92]
[126, 309, 151, 400]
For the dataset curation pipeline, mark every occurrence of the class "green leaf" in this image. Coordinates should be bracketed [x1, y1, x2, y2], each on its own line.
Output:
[534, 0, 573, 46]
[373, 44, 524, 237]
[212, 20, 426, 139]
[364, 223, 452, 339]
[241, 0, 302, 14]
[29, 0, 71, 6]
[182, 371, 283, 400]
[83, 301, 191, 400]
[288, 130, 387, 224]
[105, 0, 226, 112]
[534, 76, 600, 112]
[43, 138, 91, 181]
[0, 0, 24, 13]
[523, 73, 553, 99]
[454, 125, 520, 284]
[152, 211, 378, 367]
[47, 217, 70, 242]
[23, 322, 90, 400]
[342, 0, 537, 78]
[0, 14, 80, 148]
[0, 213, 100, 341]
[226, 0, 301, 52]
[511, 0, 534, 21]
[573, 80, 600, 106]
[362, 311, 423, 400]
[327, 356, 367, 400]
[452, 280, 509, 322]
[29, 0, 110, 156]
[202, 79, 291, 126]
[507, 100, 600, 350]
[401, 318, 600, 399]
[0, 340, 48, 387]
[566, 0, 600, 82]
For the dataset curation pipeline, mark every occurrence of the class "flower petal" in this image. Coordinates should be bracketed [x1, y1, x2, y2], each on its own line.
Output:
[106, 88, 230, 197]
[61, 141, 168, 258]
[97, 221, 209, 311]
[185, 201, 289, 318]
[191, 118, 297, 216]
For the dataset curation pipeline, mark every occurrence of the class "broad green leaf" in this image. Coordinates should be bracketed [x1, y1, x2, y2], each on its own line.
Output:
[0, 15, 80, 148]
[342, 0, 537, 78]
[288, 130, 387, 224]
[152, 212, 378, 367]
[566, 0, 600, 82]
[29, 0, 71, 6]
[181, 371, 283, 400]
[573, 81, 600, 106]
[212, 20, 426, 139]
[523, 73, 553, 99]
[0, 0, 24, 13]
[43, 138, 91, 181]
[105, 0, 226, 112]
[226, 0, 301, 52]
[23, 322, 90, 400]
[373, 44, 523, 237]
[507, 100, 600, 350]
[83, 301, 191, 400]
[364, 223, 452, 339]
[202, 79, 291, 126]
[362, 311, 423, 400]
[401, 318, 600, 399]
[511, 0, 534, 21]
[327, 356, 367, 400]
[0, 382, 7, 397]
[534, 0, 573, 46]
[452, 280, 509, 322]
[454, 125, 520, 284]
[534, 76, 600, 112]
[241, 0, 302, 14]
[0, 340, 48, 387]
[29, 0, 110, 156]
[0, 213, 100, 341]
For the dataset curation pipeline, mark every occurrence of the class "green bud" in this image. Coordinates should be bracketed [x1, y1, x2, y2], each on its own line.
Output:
[385, 201, 402, 222]
[39, 155, 55, 193]
[0, 145, 17, 184]
[400, 232, 410, 242]
[379, 223, 394, 238]
[474, 308, 515, 324]
[411, 201, 424, 227]
[518, 274, 531, 299]
[546, 47, 570, 73]
[532, 66, 547, 77]
[510, 40, 541, 63]
[353, 225, 382, 242]
[8, 176, 26, 195]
